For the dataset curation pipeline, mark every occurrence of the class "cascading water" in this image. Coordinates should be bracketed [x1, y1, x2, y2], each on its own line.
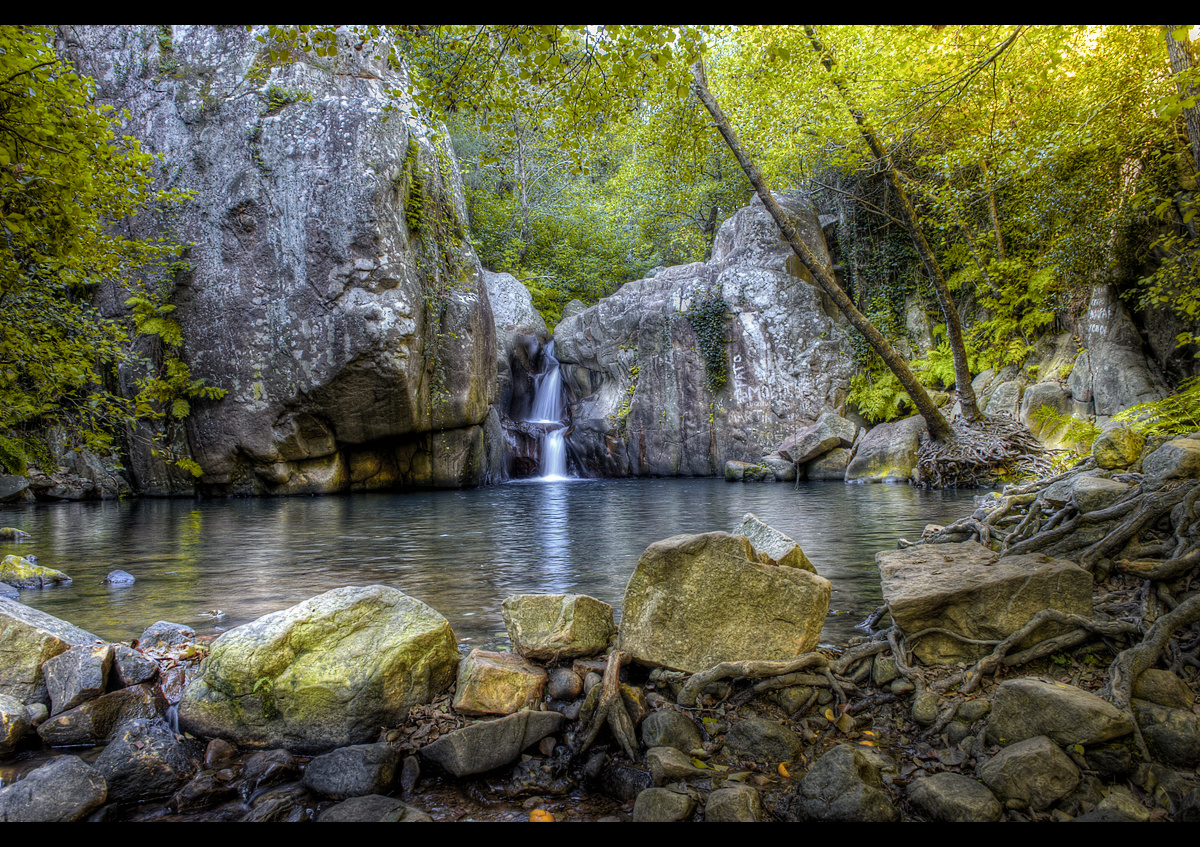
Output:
[541, 430, 567, 479]
[527, 341, 569, 479]
[529, 342, 564, 424]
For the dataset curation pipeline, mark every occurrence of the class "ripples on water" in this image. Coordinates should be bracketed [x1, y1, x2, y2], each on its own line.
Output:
[4, 479, 983, 649]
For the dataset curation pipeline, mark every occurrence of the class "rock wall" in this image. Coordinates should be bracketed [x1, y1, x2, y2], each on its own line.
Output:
[554, 193, 856, 477]
[59, 26, 496, 495]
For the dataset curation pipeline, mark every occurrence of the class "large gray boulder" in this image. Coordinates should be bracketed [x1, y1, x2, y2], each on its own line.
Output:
[1142, 436, 1200, 485]
[1068, 284, 1168, 417]
[554, 192, 855, 477]
[618, 532, 831, 673]
[845, 415, 927, 483]
[0, 598, 102, 704]
[178, 585, 460, 754]
[877, 542, 1092, 665]
[60, 26, 497, 495]
[777, 411, 857, 466]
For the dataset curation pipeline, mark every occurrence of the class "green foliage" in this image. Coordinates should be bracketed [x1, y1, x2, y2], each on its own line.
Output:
[848, 370, 909, 423]
[966, 261, 1059, 372]
[1113, 376, 1200, 437]
[684, 296, 730, 393]
[0, 26, 218, 476]
[1029, 405, 1102, 457]
[262, 84, 311, 115]
[913, 338, 969, 389]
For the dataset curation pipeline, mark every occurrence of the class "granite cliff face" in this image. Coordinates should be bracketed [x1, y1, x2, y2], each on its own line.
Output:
[553, 193, 856, 477]
[59, 25, 496, 495]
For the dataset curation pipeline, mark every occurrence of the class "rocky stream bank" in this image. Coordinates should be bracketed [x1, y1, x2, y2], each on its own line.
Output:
[4, 430, 1200, 822]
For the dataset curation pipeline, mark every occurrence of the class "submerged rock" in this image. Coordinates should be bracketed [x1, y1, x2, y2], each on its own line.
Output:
[0, 554, 71, 590]
[618, 531, 831, 673]
[178, 585, 460, 754]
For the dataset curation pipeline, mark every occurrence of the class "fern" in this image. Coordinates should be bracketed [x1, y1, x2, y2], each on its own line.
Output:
[848, 371, 909, 423]
[1029, 405, 1101, 454]
[1112, 377, 1200, 438]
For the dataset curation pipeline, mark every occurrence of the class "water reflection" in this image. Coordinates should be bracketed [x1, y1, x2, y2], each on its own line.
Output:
[4, 479, 982, 649]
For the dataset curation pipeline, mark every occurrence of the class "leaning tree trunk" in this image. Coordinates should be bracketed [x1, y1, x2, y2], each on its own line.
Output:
[690, 58, 953, 442]
[804, 25, 984, 423]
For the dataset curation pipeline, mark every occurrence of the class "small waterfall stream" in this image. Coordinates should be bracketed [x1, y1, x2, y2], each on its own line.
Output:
[527, 341, 570, 479]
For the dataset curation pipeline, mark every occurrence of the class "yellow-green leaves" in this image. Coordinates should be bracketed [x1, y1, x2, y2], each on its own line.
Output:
[0, 25, 215, 475]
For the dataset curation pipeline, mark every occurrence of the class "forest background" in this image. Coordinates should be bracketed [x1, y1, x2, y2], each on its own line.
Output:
[1, 24, 1198, 471]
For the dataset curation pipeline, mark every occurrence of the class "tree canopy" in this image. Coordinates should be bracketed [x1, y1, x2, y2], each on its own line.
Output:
[5, 24, 1197, 476]
[0, 25, 219, 476]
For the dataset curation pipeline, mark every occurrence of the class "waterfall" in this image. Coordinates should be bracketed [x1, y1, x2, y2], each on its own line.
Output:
[527, 341, 570, 479]
[542, 429, 567, 479]
[529, 341, 564, 424]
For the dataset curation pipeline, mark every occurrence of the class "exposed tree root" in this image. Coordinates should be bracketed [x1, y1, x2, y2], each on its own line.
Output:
[664, 450, 1200, 767]
[917, 413, 1054, 489]
[571, 650, 638, 762]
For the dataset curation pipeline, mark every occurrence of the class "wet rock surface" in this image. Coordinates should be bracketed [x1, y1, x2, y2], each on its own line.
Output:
[4, 497, 1200, 822]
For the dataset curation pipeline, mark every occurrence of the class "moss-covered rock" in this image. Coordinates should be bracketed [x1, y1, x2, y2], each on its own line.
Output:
[0, 554, 71, 590]
[178, 585, 459, 754]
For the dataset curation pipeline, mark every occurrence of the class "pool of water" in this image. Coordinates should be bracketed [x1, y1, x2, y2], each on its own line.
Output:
[1, 478, 983, 650]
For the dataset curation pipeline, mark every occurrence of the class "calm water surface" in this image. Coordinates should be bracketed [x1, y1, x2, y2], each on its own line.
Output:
[3, 479, 984, 649]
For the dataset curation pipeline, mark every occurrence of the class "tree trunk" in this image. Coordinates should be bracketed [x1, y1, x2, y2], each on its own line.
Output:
[1164, 25, 1200, 180]
[690, 59, 952, 442]
[804, 26, 983, 423]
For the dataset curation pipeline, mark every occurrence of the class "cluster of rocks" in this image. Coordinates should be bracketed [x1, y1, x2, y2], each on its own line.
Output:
[0, 513, 833, 821]
[6, 495, 1200, 823]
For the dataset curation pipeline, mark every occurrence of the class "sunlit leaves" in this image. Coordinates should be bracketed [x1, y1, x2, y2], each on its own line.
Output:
[0, 25, 214, 473]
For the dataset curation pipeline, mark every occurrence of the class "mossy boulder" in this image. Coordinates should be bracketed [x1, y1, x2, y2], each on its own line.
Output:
[618, 532, 831, 673]
[845, 415, 927, 483]
[178, 585, 459, 754]
[0, 555, 71, 590]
